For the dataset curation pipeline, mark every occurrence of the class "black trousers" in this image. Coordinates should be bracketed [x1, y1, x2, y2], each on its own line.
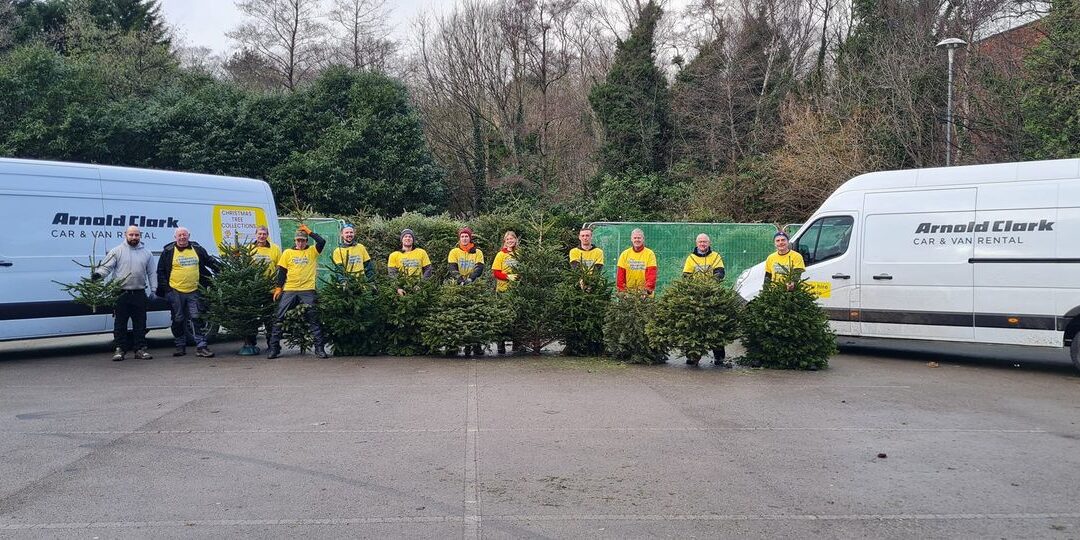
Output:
[268, 291, 325, 350]
[113, 290, 148, 351]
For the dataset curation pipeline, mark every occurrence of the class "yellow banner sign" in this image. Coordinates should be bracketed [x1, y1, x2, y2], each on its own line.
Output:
[212, 205, 268, 251]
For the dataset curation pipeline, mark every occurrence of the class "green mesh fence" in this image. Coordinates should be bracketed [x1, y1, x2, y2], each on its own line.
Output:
[280, 218, 799, 292]
[279, 218, 345, 285]
[586, 222, 801, 293]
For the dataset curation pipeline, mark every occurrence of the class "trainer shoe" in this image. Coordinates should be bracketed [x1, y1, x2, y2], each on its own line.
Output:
[112, 347, 125, 361]
[134, 348, 153, 360]
[195, 347, 215, 358]
[314, 346, 329, 359]
[173, 347, 186, 357]
[266, 348, 281, 359]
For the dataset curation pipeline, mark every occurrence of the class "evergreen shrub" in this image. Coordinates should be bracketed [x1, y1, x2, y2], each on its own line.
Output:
[603, 291, 667, 364]
[739, 268, 836, 369]
[646, 274, 741, 363]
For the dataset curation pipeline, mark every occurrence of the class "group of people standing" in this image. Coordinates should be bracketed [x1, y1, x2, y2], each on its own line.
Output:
[93, 222, 805, 361]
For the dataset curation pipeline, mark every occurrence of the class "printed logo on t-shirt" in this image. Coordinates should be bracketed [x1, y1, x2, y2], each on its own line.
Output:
[402, 258, 421, 268]
[292, 256, 311, 266]
[176, 255, 199, 267]
[347, 255, 363, 266]
[628, 260, 646, 271]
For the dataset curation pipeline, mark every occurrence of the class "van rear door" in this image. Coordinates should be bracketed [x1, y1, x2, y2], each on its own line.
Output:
[860, 189, 976, 341]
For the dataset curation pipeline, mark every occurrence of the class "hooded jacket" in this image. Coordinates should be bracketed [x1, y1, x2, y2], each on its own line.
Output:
[95, 241, 157, 291]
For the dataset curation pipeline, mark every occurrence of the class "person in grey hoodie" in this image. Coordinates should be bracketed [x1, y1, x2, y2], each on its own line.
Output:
[94, 226, 157, 361]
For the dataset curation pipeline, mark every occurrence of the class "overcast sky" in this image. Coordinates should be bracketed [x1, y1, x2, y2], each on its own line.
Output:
[159, 0, 444, 54]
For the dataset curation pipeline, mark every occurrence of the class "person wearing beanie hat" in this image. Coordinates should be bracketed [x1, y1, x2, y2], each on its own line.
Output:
[331, 223, 374, 280]
[266, 224, 329, 359]
[763, 229, 805, 289]
[447, 227, 485, 286]
[388, 228, 432, 295]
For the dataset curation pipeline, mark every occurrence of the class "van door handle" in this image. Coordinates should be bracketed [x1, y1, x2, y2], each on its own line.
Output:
[831, 273, 850, 280]
[872, 274, 893, 280]
[0, 260, 12, 267]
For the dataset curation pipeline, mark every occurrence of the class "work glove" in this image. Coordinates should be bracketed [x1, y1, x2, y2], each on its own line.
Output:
[90, 272, 103, 281]
[155, 288, 167, 298]
[298, 224, 312, 235]
[508, 274, 519, 282]
[273, 287, 283, 301]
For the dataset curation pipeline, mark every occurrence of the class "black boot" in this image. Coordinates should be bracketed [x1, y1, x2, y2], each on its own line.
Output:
[713, 347, 730, 367]
[314, 344, 329, 359]
[266, 347, 281, 359]
[497, 342, 506, 355]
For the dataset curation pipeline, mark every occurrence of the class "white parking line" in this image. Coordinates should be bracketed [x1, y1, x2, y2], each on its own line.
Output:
[2, 512, 1077, 530]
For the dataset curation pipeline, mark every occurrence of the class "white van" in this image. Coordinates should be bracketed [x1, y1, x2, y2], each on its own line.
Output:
[0, 158, 280, 341]
[734, 159, 1080, 369]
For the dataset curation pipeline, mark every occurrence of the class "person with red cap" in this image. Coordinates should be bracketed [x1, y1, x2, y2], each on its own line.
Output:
[447, 227, 485, 285]
[447, 227, 486, 356]
[616, 228, 658, 296]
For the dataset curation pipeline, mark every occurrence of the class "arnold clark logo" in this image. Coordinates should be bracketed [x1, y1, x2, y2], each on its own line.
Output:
[912, 219, 1054, 246]
[52, 212, 180, 228]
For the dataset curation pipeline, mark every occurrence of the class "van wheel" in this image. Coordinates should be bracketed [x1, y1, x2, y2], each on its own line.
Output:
[1072, 330, 1080, 373]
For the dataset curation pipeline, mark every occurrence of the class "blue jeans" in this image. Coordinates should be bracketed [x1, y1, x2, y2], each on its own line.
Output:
[167, 290, 207, 348]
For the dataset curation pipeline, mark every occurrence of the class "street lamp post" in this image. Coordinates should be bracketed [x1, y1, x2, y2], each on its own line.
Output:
[937, 38, 968, 166]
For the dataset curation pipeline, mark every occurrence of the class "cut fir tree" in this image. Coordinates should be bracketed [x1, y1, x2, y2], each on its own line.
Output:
[739, 266, 836, 370]
[318, 265, 388, 356]
[557, 265, 611, 356]
[604, 291, 668, 364]
[504, 220, 570, 354]
[646, 273, 741, 365]
[420, 281, 510, 356]
[202, 240, 276, 354]
[54, 252, 126, 314]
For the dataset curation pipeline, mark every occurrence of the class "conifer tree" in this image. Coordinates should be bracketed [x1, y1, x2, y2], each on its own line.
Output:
[739, 267, 836, 369]
[202, 240, 276, 354]
[318, 265, 387, 356]
[506, 219, 568, 353]
[557, 265, 611, 356]
[604, 291, 667, 364]
[588, 1, 672, 176]
[646, 274, 741, 364]
[1022, 0, 1080, 159]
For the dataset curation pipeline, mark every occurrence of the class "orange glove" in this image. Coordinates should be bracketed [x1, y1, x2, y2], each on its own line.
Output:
[273, 287, 283, 301]
[298, 224, 312, 235]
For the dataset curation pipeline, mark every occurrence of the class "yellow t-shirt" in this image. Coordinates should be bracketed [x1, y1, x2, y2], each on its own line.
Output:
[250, 243, 282, 277]
[617, 247, 657, 291]
[169, 247, 201, 293]
[491, 249, 518, 293]
[682, 251, 724, 275]
[388, 248, 431, 277]
[764, 250, 806, 282]
[332, 244, 371, 275]
[569, 246, 605, 269]
[447, 246, 485, 278]
[279, 246, 320, 291]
